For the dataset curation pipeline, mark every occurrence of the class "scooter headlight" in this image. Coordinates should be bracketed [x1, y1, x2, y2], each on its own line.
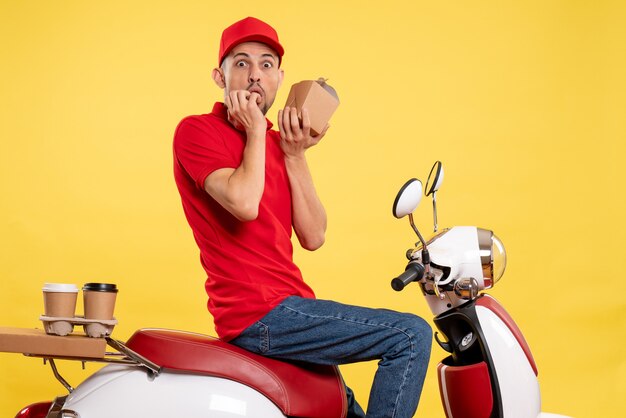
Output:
[478, 228, 507, 289]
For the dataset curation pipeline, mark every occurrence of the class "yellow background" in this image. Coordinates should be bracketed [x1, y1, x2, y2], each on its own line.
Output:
[1, 1, 624, 416]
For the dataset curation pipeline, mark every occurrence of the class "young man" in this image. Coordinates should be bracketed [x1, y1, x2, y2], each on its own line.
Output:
[173, 17, 431, 418]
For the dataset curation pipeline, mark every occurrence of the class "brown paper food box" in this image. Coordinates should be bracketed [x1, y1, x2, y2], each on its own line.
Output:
[285, 79, 339, 136]
[0, 327, 106, 358]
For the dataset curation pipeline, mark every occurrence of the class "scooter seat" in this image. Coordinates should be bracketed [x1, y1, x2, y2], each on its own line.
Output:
[125, 328, 347, 418]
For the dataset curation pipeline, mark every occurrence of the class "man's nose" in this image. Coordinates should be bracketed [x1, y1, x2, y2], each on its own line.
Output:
[249, 64, 261, 83]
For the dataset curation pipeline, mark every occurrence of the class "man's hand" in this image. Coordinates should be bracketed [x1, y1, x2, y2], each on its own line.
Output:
[225, 90, 267, 134]
[278, 107, 329, 158]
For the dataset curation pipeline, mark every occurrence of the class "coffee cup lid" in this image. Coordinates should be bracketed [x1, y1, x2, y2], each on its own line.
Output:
[42, 283, 79, 293]
[83, 283, 118, 293]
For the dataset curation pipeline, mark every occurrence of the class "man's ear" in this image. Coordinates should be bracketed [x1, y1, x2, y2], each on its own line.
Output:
[212, 67, 226, 89]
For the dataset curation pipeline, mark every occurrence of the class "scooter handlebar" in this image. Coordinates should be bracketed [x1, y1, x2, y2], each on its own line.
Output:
[391, 262, 425, 291]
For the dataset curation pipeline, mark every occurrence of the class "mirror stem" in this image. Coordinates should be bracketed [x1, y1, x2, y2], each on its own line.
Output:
[408, 213, 427, 248]
[432, 191, 438, 232]
[408, 213, 431, 276]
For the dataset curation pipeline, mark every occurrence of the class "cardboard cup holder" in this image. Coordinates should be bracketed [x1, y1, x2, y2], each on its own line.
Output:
[40, 315, 117, 338]
[40, 282, 119, 338]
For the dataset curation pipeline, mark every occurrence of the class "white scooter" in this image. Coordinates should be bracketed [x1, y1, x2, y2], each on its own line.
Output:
[16, 162, 570, 418]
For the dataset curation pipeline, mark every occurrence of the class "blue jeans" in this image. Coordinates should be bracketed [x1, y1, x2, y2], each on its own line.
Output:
[230, 296, 432, 418]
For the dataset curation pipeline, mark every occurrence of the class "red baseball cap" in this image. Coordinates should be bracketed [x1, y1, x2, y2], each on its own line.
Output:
[218, 17, 284, 66]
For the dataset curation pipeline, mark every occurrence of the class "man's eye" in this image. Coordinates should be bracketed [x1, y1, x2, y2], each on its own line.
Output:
[236, 61, 247, 67]
[263, 62, 273, 68]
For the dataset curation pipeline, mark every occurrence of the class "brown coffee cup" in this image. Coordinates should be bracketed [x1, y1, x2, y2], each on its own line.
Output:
[83, 283, 118, 320]
[42, 283, 79, 318]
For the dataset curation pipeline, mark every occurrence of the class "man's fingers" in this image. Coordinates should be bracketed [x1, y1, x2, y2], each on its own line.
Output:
[229, 90, 262, 119]
[249, 92, 262, 105]
[301, 107, 311, 137]
[282, 106, 293, 139]
[229, 90, 250, 111]
[236, 90, 251, 106]
[289, 106, 301, 135]
[228, 91, 241, 112]
[278, 109, 285, 136]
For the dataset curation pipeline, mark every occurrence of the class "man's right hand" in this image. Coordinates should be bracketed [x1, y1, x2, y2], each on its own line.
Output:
[225, 90, 267, 134]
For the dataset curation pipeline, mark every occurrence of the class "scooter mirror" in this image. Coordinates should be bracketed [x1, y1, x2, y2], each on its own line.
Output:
[425, 161, 444, 196]
[392, 178, 423, 219]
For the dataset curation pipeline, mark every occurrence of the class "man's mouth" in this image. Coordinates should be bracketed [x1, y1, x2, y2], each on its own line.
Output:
[247, 84, 265, 98]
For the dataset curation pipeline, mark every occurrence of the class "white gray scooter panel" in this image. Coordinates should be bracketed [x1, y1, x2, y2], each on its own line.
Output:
[62, 364, 286, 417]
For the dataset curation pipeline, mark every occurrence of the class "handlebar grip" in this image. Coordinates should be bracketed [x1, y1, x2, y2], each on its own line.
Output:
[391, 262, 425, 291]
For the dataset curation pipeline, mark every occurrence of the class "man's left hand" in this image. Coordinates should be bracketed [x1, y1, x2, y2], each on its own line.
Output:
[278, 107, 329, 158]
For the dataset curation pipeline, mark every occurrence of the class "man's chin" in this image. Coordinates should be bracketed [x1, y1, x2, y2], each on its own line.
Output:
[261, 98, 275, 115]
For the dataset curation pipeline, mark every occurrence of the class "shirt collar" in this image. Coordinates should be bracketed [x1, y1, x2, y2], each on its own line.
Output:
[212, 102, 274, 130]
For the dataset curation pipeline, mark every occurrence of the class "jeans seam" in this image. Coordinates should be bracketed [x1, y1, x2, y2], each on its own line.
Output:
[280, 304, 416, 337]
[258, 320, 269, 353]
[391, 333, 415, 418]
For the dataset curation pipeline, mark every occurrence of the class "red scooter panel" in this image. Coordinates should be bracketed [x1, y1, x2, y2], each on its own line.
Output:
[14, 401, 52, 418]
[438, 361, 493, 418]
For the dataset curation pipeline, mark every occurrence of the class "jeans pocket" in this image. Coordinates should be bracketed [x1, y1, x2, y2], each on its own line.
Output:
[258, 321, 270, 353]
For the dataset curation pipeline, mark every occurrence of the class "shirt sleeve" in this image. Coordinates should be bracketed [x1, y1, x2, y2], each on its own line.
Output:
[173, 115, 238, 190]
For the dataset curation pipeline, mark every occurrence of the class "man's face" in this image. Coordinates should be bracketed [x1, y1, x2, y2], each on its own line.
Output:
[216, 41, 283, 115]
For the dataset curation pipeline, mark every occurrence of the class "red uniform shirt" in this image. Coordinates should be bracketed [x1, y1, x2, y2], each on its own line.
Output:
[173, 102, 315, 341]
